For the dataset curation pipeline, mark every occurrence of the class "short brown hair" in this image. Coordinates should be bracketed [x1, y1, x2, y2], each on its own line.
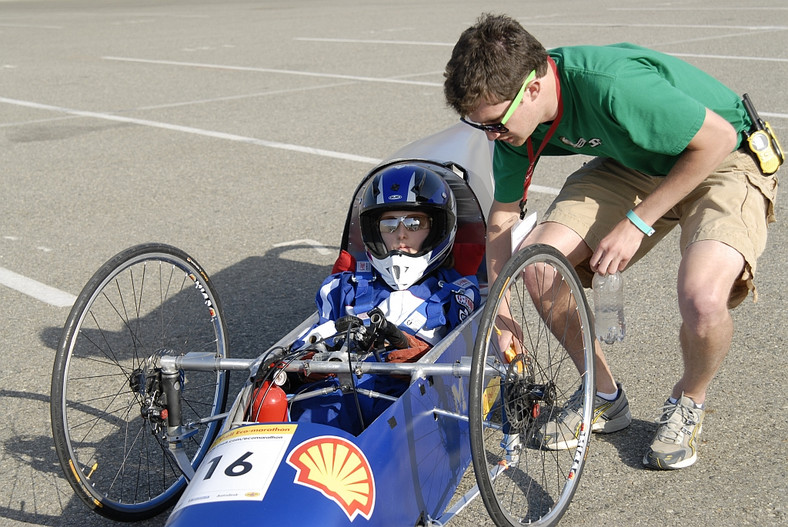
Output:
[444, 13, 548, 116]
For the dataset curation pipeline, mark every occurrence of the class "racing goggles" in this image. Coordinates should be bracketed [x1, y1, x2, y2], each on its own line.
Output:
[461, 69, 535, 134]
[378, 214, 431, 233]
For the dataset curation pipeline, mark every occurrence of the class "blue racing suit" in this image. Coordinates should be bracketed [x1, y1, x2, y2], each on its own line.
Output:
[299, 266, 480, 347]
[290, 266, 480, 434]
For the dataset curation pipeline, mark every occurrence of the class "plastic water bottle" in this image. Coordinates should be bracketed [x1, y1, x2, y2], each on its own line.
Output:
[592, 271, 626, 344]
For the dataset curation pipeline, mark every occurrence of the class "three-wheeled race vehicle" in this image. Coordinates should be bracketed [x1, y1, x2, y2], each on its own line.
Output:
[50, 124, 597, 527]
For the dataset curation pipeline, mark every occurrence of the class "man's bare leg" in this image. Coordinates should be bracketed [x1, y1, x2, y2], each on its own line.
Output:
[674, 240, 743, 404]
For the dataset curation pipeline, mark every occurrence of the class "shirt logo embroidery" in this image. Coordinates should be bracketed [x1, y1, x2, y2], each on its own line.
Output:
[560, 136, 603, 149]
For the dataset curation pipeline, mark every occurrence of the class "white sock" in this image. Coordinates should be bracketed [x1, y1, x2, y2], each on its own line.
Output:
[596, 387, 619, 401]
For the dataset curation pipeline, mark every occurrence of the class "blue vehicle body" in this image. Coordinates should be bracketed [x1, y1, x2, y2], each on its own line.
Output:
[167, 315, 477, 526]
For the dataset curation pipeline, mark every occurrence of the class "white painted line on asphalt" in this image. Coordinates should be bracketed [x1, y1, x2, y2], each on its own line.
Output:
[520, 21, 788, 30]
[133, 81, 358, 111]
[653, 28, 788, 49]
[531, 184, 560, 196]
[0, 266, 76, 308]
[273, 239, 333, 255]
[290, 38, 787, 64]
[609, 6, 788, 11]
[0, 96, 381, 165]
[294, 37, 452, 47]
[669, 52, 788, 64]
[0, 23, 63, 29]
[113, 12, 211, 19]
[101, 56, 442, 87]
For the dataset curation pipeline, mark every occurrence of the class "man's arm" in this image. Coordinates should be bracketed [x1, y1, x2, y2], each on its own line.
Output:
[592, 108, 738, 275]
[486, 199, 522, 287]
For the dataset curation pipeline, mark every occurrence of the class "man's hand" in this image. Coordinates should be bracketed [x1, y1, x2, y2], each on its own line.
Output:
[493, 314, 524, 362]
[590, 218, 645, 275]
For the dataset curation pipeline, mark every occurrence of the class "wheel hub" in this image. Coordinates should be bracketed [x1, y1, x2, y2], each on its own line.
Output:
[128, 352, 171, 427]
[503, 356, 556, 432]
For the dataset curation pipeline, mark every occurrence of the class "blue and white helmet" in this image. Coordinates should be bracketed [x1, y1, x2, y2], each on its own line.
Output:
[359, 162, 457, 290]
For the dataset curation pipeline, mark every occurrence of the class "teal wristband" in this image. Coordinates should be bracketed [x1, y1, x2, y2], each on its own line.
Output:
[626, 210, 655, 237]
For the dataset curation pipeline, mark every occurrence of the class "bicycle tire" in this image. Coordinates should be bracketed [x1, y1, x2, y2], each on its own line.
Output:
[50, 243, 229, 521]
[469, 244, 596, 527]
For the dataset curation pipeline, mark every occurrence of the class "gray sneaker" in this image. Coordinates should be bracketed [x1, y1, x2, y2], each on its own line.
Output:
[643, 394, 704, 470]
[540, 383, 632, 450]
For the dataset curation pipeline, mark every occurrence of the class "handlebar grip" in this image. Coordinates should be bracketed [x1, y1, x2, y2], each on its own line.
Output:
[380, 319, 410, 349]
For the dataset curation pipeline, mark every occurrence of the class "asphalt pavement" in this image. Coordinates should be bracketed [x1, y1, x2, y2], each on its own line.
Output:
[1, 1, 786, 526]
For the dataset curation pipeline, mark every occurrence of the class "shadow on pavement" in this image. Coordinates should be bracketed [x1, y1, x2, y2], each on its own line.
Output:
[595, 417, 656, 469]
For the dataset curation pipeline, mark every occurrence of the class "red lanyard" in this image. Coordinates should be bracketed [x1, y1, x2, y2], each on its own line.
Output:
[520, 56, 563, 218]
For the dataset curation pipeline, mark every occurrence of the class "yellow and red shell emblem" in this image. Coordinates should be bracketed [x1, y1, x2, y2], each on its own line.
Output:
[286, 436, 375, 521]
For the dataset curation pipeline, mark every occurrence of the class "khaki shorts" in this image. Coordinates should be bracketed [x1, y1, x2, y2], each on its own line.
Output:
[544, 149, 779, 307]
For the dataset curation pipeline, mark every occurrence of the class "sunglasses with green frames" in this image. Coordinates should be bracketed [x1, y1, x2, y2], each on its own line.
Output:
[460, 69, 536, 134]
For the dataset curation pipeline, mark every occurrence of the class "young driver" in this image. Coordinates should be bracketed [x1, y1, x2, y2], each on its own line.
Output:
[286, 163, 481, 433]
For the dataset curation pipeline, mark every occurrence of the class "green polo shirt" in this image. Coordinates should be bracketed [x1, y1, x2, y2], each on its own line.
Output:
[493, 43, 752, 203]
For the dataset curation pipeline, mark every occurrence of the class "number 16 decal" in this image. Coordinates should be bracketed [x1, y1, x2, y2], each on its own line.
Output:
[203, 451, 254, 480]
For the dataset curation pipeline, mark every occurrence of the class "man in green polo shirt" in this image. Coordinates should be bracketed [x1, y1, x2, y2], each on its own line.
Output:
[444, 13, 779, 469]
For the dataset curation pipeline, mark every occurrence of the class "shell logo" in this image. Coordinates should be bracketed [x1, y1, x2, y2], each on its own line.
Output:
[286, 436, 375, 521]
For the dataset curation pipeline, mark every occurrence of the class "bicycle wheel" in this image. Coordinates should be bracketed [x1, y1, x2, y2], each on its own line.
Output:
[469, 244, 595, 527]
[51, 243, 229, 521]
